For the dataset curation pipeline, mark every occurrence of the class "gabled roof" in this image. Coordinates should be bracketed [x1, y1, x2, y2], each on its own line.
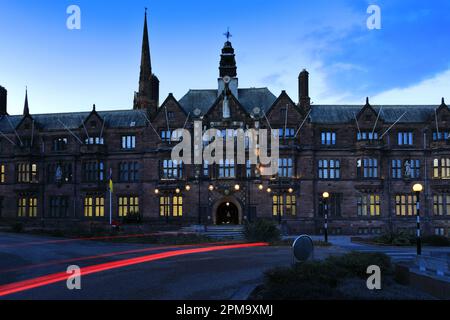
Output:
[310, 105, 447, 124]
[0, 110, 148, 133]
[178, 88, 277, 116]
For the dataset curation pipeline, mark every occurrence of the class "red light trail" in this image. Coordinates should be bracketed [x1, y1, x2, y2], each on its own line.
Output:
[0, 242, 268, 297]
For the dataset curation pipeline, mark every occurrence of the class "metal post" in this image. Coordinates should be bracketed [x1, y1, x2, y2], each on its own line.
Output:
[198, 178, 201, 225]
[324, 198, 329, 243]
[416, 191, 422, 255]
[109, 189, 112, 226]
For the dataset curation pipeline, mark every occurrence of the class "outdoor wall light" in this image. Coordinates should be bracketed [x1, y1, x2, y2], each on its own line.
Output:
[208, 185, 214, 191]
[322, 192, 330, 199]
[288, 188, 294, 193]
[154, 189, 160, 195]
[175, 188, 181, 194]
[413, 183, 423, 193]
[185, 185, 191, 191]
[267, 188, 272, 193]
[234, 184, 240, 191]
[258, 184, 264, 191]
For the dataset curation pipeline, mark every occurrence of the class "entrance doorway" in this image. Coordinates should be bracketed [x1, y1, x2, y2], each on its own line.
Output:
[216, 202, 239, 225]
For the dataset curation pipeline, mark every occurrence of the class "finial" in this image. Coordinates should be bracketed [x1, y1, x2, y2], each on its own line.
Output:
[145, 7, 147, 15]
[366, 97, 370, 105]
[93, 104, 96, 111]
[223, 27, 232, 41]
[442, 97, 445, 105]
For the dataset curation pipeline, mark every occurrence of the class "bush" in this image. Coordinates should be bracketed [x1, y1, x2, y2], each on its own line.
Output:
[422, 235, 450, 247]
[326, 252, 392, 278]
[244, 219, 281, 243]
[258, 252, 392, 300]
[11, 223, 23, 233]
[372, 232, 413, 246]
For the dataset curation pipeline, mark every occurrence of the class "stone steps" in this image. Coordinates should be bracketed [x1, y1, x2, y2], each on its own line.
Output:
[181, 225, 245, 240]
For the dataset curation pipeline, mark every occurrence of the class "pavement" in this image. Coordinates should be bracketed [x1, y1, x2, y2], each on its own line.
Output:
[0, 232, 448, 300]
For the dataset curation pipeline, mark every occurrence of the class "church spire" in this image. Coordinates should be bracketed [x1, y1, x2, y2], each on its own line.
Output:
[139, 8, 152, 93]
[23, 87, 29, 116]
[134, 8, 159, 114]
[219, 29, 237, 78]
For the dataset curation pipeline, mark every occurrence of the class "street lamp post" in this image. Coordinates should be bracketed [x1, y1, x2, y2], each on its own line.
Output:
[413, 183, 423, 256]
[322, 192, 330, 243]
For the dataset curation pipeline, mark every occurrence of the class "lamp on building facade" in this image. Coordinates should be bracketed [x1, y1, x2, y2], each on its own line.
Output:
[322, 192, 330, 243]
[412, 183, 423, 255]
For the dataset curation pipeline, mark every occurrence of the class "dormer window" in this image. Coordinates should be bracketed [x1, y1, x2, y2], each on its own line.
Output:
[53, 138, 68, 151]
[433, 132, 450, 141]
[398, 132, 413, 146]
[357, 132, 378, 141]
[85, 137, 104, 145]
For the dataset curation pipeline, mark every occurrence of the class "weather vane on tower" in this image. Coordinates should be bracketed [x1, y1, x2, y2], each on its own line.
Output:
[224, 27, 232, 41]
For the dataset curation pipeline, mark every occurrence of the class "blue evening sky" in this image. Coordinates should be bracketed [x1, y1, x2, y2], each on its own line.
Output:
[1, 0, 450, 115]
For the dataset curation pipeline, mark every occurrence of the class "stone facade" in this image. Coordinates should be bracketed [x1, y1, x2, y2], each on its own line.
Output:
[0, 12, 449, 236]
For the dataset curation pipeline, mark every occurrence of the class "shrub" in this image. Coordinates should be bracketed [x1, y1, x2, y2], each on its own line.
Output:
[372, 232, 412, 246]
[421, 235, 450, 247]
[258, 252, 392, 300]
[244, 219, 281, 243]
[326, 252, 392, 278]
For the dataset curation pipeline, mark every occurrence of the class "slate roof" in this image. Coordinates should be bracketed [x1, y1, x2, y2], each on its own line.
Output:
[178, 88, 277, 116]
[0, 93, 446, 134]
[0, 110, 148, 133]
[310, 105, 446, 124]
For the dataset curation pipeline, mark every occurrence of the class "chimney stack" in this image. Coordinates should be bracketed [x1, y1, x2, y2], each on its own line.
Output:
[298, 69, 310, 108]
[0, 86, 7, 115]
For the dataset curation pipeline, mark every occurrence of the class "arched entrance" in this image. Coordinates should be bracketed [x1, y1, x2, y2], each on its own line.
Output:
[216, 202, 240, 225]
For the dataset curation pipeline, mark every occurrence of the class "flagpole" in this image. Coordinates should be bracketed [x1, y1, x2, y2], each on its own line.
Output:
[109, 188, 112, 226]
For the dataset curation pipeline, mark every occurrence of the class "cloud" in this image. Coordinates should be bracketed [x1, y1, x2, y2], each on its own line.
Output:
[367, 68, 450, 105]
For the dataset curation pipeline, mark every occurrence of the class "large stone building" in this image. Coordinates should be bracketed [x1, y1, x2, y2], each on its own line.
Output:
[0, 12, 449, 236]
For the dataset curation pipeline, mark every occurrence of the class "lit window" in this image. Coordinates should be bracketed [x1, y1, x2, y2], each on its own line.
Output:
[118, 196, 139, 217]
[121, 136, 136, 149]
[357, 194, 381, 216]
[395, 194, 417, 216]
[397, 132, 413, 146]
[433, 158, 450, 179]
[159, 196, 183, 217]
[17, 163, 38, 183]
[272, 195, 296, 217]
[84, 195, 105, 217]
[17, 196, 37, 218]
[0, 164, 5, 183]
